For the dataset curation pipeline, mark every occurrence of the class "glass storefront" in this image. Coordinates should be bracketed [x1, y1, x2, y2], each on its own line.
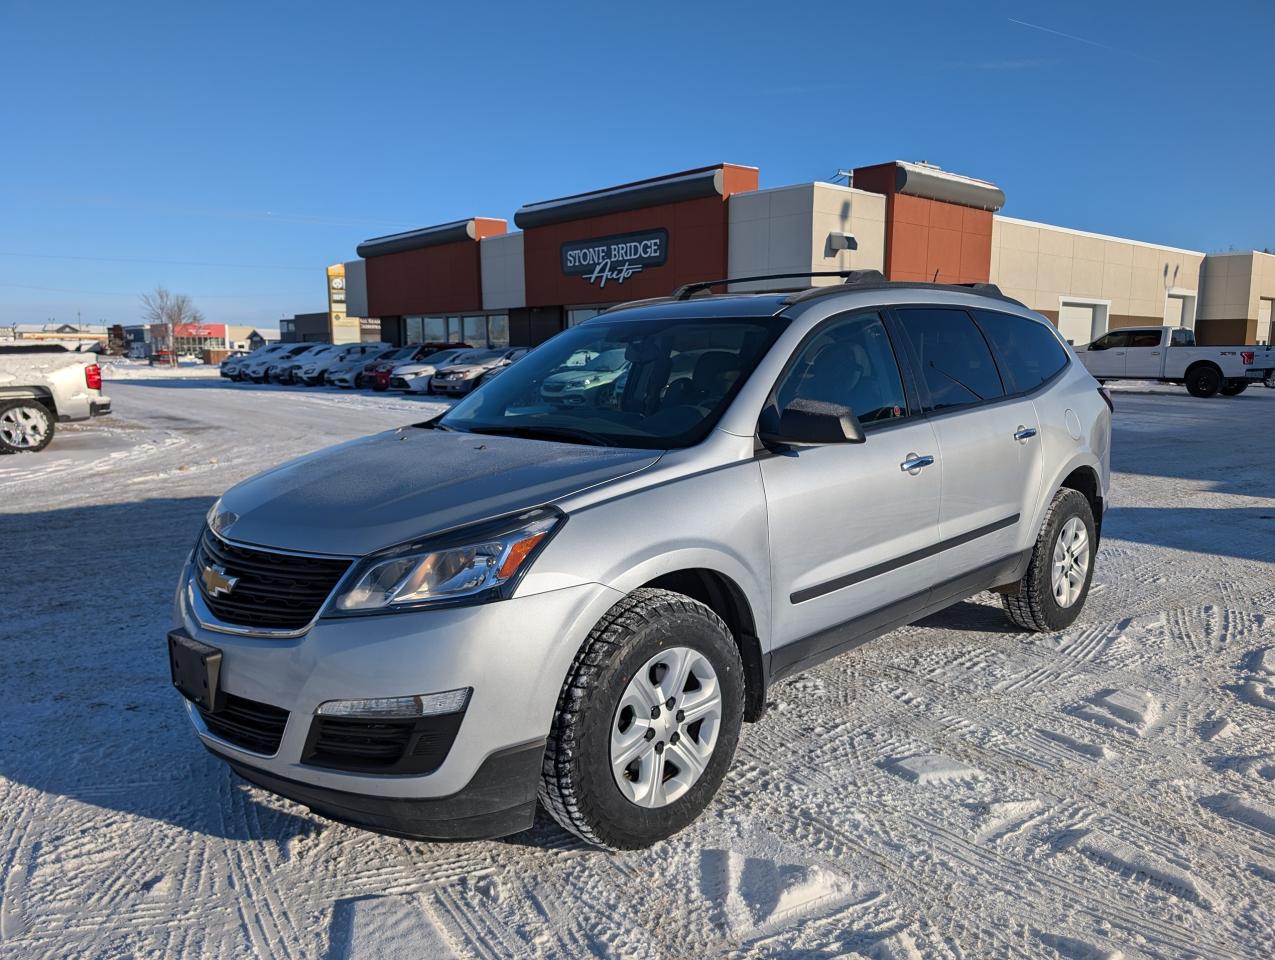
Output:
[403, 314, 510, 348]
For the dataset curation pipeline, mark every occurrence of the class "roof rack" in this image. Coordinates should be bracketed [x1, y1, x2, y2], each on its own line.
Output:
[783, 276, 1019, 307]
[671, 270, 884, 301]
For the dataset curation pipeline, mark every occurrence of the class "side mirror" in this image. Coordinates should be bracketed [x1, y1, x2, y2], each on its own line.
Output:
[759, 399, 866, 447]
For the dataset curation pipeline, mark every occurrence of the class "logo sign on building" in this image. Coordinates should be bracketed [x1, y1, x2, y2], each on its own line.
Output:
[561, 229, 668, 288]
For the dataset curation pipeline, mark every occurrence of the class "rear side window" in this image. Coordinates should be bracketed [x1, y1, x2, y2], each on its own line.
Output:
[896, 308, 1005, 411]
[774, 312, 908, 426]
[972, 310, 1069, 393]
[1127, 331, 1162, 348]
[1171, 328, 1195, 346]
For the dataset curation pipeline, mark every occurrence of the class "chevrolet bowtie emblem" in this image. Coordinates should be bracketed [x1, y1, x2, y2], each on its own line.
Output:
[201, 562, 239, 598]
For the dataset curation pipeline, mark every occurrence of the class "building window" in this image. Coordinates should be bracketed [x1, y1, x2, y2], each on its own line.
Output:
[464, 315, 487, 346]
[404, 316, 425, 343]
[487, 314, 510, 348]
[567, 308, 603, 327]
[423, 317, 447, 342]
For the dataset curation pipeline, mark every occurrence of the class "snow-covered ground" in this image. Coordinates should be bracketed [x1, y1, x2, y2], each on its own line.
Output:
[1, 378, 1273, 959]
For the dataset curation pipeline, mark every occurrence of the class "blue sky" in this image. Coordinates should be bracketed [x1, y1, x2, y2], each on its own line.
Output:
[4, 0, 1272, 329]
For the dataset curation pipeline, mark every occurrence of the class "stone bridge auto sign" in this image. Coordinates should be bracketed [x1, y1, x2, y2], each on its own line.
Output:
[561, 229, 668, 288]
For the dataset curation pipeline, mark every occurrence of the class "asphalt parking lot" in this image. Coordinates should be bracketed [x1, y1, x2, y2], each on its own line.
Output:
[1, 374, 1273, 959]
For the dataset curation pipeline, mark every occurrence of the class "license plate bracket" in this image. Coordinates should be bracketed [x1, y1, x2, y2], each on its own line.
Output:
[168, 630, 224, 712]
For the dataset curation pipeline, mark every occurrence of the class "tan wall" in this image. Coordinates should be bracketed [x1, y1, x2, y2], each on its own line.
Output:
[727, 184, 885, 291]
[1198, 251, 1275, 344]
[991, 216, 1203, 337]
[480, 232, 526, 310]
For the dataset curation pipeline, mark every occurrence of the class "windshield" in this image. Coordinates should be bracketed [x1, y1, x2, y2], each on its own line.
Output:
[421, 349, 463, 364]
[451, 349, 503, 365]
[439, 315, 786, 449]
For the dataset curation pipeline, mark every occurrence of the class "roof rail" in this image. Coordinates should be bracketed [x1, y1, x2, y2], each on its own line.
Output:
[783, 276, 1021, 307]
[671, 270, 883, 301]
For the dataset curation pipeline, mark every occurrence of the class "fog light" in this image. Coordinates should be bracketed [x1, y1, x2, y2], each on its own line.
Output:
[315, 688, 471, 719]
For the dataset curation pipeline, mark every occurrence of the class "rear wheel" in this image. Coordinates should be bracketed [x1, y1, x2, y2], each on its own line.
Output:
[1001, 488, 1096, 633]
[1220, 381, 1248, 396]
[540, 588, 744, 849]
[0, 400, 55, 453]
[1186, 364, 1222, 398]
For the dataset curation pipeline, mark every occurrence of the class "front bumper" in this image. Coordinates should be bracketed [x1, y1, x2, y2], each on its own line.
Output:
[227, 739, 545, 840]
[432, 379, 477, 394]
[174, 568, 621, 825]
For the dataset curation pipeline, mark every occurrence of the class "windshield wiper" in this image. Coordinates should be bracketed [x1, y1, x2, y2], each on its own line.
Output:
[463, 424, 615, 447]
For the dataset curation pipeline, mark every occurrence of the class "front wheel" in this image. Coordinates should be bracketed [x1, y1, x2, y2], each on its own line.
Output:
[540, 588, 744, 849]
[0, 400, 55, 453]
[1220, 381, 1248, 396]
[1001, 488, 1097, 632]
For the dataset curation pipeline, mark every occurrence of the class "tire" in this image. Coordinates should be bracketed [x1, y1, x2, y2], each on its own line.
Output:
[1220, 382, 1248, 396]
[0, 399, 56, 453]
[1185, 364, 1222, 398]
[539, 588, 744, 850]
[1001, 488, 1097, 633]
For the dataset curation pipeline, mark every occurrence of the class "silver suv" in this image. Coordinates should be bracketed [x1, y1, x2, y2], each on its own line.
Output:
[169, 271, 1111, 849]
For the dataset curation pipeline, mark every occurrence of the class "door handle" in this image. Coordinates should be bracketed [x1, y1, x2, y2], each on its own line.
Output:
[900, 453, 935, 473]
[1150, 351, 1160, 356]
[1013, 426, 1038, 441]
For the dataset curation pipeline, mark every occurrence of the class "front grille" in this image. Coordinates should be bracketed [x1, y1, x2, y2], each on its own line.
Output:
[197, 692, 289, 755]
[302, 711, 465, 775]
[541, 382, 565, 393]
[196, 527, 351, 631]
[389, 377, 408, 388]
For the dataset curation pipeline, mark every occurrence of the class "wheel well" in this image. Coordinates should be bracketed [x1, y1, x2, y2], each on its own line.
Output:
[1184, 360, 1222, 379]
[642, 569, 767, 722]
[1059, 466, 1103, 541]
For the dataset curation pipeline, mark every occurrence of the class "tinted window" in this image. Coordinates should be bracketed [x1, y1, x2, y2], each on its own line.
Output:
[1171, 328, 1195, 346]
[1127, 331, 1162, 348]
[1090, 331, 1130, 350]
[973, 310, 1069, 393]
[896, 308, 1005, 410]
[774, 312, 908, 426]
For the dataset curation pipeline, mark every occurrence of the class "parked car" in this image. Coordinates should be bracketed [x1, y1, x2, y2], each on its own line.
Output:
[387, 348, 475, 393]
[171, 270, 1110, 850]
[430, 348, 529, 396]
[223, 344, 286, 380]
[331, 347, 399, 389]
[293, 343, 387, 387]
[540, 348, 629, 406]
[368, 342, 470, 391]
[320, 343, 392, 387]
[264, 344, 326, 384]
[0, 342, 111, 453]
[1076, 325, 1275, 397]
[477, 348, 531, 387]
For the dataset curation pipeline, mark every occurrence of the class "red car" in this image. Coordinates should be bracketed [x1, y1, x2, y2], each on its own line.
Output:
[361, 342, 470, 391]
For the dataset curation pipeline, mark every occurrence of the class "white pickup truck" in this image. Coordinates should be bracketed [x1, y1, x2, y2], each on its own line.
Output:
[0, 343, 112, 452]
[1077, 325, 1275, 398]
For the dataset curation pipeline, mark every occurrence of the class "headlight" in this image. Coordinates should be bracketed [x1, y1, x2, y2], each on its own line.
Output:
[330, 508, 563, 614]
[462, 368, 482, 379]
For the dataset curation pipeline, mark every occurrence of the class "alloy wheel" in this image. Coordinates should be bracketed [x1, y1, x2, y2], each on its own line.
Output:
[1051, 516, 1090, 608]
[0, 406, 50, 449]
[610, 646, 722, 808]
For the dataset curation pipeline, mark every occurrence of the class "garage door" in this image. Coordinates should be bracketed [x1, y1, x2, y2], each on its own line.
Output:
[1058, 302, 1098, 346]
[1259, 298, 1272, 345]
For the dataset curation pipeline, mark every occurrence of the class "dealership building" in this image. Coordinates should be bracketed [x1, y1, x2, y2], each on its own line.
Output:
[343, 160, 1273, 350]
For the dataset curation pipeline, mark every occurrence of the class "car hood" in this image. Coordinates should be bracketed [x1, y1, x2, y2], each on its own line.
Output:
[437, 363, 489, 375]
[546, 368, 615, 386]
[216, 428, 663, 556]
[392, 363, 436, 375]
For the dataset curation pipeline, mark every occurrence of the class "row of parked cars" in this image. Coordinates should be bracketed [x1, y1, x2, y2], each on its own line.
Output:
[219, 341, 530, 396]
